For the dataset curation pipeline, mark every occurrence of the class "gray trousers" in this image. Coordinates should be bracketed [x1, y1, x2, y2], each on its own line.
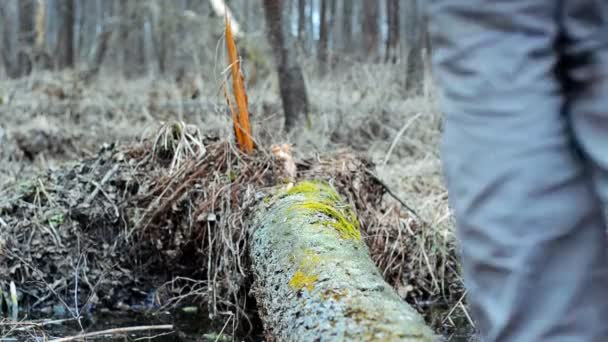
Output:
[426, 1, 608, 341]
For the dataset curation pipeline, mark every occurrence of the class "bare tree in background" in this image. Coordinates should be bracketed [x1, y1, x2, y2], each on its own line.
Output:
[307, 0, 314, 54]
[317, 0, 328, 71]
[263, 0, 310, 132]
[297, 0, 306, 46]
[152, 0, 174, 75]
[34, 0, 46, 50]
[341, 0, 353, 56]
[404, 0, 427, 92]
[385, 0, 400, 64]
[0, 2, 20, 78]
[120, 0, 146, 78]
[362, 0, 379, 60]
[57, 0, 75, 69]
[327, 0, 337, 63]
[0, 0, 432, 93]
[17, 0, 35, 75]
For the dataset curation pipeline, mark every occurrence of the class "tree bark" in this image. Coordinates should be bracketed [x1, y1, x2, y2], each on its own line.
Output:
[120, 0, 147, 78]
[81, 29, 112, 83]
[341, 0, 353, 55]
[262, 0, 310, 133]
[19, 0, 35, 50]
[0, 1, 20, 78]
[362, 0, 379, 61]
[404, 0, 426, 93]
[34, 0, 46, 50]
[16, 0, 35, 76]
[306, 0, 313, 54]
[250, 182, 437, 341]
[151, 0, 172, 75]
[385, 0, 400, 63]
[317, 0, 328, 71]
[327, 0, 337, 63]
[297, 0, 306, 43]
[57, 0, 75, 69]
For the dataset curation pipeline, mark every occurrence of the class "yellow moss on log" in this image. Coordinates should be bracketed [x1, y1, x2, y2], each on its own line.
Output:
[286, 180, 341, 203]
[294, 201, 361, 240]
[289, 271, 318, 292]
[289, 250, 321, 292]
[286, 181, 361, 241]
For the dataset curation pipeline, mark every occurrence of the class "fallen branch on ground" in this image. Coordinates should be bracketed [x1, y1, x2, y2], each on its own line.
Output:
[48, 324, 174, 342]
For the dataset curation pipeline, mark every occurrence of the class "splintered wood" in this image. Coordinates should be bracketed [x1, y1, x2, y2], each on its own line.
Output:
[225, 16, 253, 154]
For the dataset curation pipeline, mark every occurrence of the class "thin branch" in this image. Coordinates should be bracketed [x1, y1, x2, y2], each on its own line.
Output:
[84, 164, 119, 204]
[48, 325, 174, 342]
[382, 112, 422, 166]
[364, 169, 422, 222]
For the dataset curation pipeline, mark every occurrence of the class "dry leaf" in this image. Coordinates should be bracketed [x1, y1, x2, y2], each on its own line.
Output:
[271, 143, 297, 181]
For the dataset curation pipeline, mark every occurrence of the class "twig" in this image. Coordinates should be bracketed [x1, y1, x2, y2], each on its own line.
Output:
[84, 164, 119, 204]
[133, 330, 175, 341]
[7, 318, 75, 332]
[73, 253, 83, 331]
[459, 301, 476, 328]
[442, 290, 467, 324]
[364, 169, 422, 222]
[382, 112, 422, 166]
[0, 217, 7, 228]
[48, 325, 174, 342]
[215, 314, 233, 342]
[9, 253, 73, 315]
[37, 178, 56, 207]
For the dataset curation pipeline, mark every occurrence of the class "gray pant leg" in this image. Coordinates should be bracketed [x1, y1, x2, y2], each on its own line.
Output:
[427, 2, 608, 341]
[564, 1, 608, 204]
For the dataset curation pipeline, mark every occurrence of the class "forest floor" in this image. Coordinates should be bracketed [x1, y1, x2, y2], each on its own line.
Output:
[0, 66, 474, 341]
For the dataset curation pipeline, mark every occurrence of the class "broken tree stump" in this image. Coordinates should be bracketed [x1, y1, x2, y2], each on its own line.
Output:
[250, 181, 437, 341]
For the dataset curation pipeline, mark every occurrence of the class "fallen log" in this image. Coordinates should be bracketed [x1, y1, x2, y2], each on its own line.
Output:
[250, 181, 437, 341]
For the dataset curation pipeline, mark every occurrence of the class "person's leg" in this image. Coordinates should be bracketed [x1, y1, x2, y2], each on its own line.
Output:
[426, 2, 608, 341]
[564, 1, 608, 205]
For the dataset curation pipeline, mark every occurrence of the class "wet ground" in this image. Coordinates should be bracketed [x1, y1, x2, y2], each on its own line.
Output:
[3, 309, 243, 341]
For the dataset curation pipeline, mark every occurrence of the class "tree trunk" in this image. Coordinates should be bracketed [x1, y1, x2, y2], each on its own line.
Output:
[57, 0, 75, 69]
[19, 0, 35, 50]
[81, 29, 112, 83]
[362, 0, 379, 61]
[317, 0, 328, 71]
[306, 0, 314, 54]
[250, 182, 437, 341]
[34, 0, 46, 50]
[281, 0, 292, 40]
[0, 1, 20, 78]
[151, 0, 169, 75]
[297, 0, 306, 43]
[341, 0, 353, 55]
[17, 0, 35, 76]
[120, 1, 147, 78]
[262, 0, 310, 133]
[327, 0, 337, 62]
[385, 0, 399, 63]
[404, 0, 425, 93]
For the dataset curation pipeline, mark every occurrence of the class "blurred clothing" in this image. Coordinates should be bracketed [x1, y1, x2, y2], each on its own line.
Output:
[426, 1, 608, 341]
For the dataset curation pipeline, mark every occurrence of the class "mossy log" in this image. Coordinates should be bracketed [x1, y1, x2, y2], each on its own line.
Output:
[250, 181, 437, 342]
